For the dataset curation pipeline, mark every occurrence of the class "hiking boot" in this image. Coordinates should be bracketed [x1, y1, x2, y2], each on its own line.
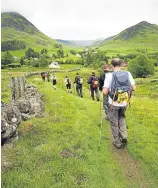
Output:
[105, 115, 110, 121]
[113, 141, 123, 149]
[122, 138, 128, 147]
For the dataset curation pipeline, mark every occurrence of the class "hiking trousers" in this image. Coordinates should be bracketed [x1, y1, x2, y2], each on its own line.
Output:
[91, 88, 100, 100]
[103, 94, 109, 115]
[109, 105, 127, 144]
[76, 84, 83, 97]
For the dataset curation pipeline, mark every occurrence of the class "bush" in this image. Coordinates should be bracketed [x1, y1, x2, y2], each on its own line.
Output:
[128, 55, 155, 78]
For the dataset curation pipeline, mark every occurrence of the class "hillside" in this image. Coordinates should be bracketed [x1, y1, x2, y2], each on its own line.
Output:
[94, 21, 158, 54]
[1, 12, 73, 55]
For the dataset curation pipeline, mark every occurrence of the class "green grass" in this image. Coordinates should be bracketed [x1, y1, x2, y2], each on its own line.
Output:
[1, 67, 158, 187]
[2, 74, 128, 188]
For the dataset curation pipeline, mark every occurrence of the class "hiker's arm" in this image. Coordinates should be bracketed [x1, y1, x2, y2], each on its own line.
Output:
[132, 84, 136, 91]
[103, 74, 110, 95]
[103, 87, 109, 95]
[128, 72, 136, 91]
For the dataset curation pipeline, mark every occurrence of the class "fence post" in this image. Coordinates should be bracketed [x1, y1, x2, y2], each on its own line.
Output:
[17, 77, 21, 98]
[21, 76, 26, 95]
[11, 77, 16, 101]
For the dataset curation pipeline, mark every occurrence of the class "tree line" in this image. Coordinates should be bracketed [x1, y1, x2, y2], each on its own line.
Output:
[1, 40, 26, 51]
[1, 46, 157, 78]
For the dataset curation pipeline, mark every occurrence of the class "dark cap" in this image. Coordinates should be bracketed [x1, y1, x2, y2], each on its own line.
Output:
[92, 72, 95, 75]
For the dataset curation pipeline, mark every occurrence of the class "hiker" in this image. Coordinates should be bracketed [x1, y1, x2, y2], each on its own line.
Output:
[51, 74, 58, 90]
[74, 73, 83, 98]
[103, 58, 136, 149]
[87, 72, 100, 101]
[99, 64, 111, 121]
[41, 72, 46, 81]
[46, 71, 50, 82]
[64, 76, 72, 93]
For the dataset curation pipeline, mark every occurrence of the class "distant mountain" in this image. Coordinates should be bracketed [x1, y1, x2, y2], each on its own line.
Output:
[1, 12, 57, 49]
[95, 21, 158, 50]
[56, 39, 94, 47]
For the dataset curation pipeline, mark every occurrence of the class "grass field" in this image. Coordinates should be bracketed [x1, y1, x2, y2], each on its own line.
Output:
[1, 66, 158, 187]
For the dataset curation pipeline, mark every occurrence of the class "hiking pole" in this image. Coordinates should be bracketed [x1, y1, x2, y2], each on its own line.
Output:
[98, 99, 103, 151]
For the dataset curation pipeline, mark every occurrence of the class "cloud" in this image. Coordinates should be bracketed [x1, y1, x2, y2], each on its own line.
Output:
[1, 0, 158, 40]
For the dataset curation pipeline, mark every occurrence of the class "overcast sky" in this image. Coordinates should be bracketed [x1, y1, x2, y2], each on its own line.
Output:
[1, 0, 158, 40]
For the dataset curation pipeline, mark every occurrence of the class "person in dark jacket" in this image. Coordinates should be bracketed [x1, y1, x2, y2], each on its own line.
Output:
[99, 64, 111, 120]
[87, 72, 100, 101]
[74, 73, 83, 97]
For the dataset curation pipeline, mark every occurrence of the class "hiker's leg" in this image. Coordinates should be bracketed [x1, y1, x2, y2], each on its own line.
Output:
[103, 94, 109, 114]
[80, 86, 83, 97]
[91, 89, 94, 100]
[103, 94, 110, 120]
[69, 84, 72, 93]
[118, 107, 127, 140]
[95, 88, 100, 101]
[109, 106, 120, 144]
[76, 85, 80, 96]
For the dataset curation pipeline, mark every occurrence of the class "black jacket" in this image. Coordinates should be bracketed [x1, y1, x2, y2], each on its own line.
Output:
[99, 73, 105, 91]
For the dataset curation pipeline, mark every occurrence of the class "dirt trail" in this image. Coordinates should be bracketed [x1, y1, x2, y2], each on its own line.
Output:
[104, 120, 150, 188]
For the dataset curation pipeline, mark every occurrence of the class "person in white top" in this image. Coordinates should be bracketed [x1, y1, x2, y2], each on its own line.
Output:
[51, 74, 58, 90]
[103, 58, 136, 149]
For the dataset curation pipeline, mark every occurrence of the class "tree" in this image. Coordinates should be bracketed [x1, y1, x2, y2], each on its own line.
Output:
[41, 48, 48, 54]
[25, 48, 34, 59]
[70, 49, 77, 55]
[57, 49, 64, 58]
[128, 55, 155, 78]
[1, 40, 26, 51]
[25, 48, 39, 59]
[20, 57, 25, 65]
[1, 51, 14, 65]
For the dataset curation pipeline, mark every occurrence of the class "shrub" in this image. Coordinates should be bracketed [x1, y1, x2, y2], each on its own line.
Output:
[128, 55, 155, 78]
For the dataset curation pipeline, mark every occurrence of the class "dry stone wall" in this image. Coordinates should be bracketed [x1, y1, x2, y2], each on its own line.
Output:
[1, 68, 80, 145]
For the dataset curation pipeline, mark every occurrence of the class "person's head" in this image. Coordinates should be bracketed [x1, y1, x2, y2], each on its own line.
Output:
[92, 72, 95, 76]
[111, 58, 122, 67]
[76, 73, 79, 75]
[104, 64, 110, 72]
[65, 76, 68, 78]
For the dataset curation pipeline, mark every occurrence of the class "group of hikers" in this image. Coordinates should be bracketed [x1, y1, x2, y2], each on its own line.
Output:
[41, 58, 136, 149]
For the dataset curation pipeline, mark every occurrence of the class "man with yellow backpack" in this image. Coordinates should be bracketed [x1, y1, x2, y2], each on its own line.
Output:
[103, 58, 136, 149]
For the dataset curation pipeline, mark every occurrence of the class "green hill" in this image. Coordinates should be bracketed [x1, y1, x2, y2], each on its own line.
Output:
[94, 21, 158, 55]
[1, 12, 77, 57]
[1, 12, 58, 48]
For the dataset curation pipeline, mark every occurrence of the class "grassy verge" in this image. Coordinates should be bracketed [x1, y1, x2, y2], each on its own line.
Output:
[2, 76, 129, 188]
[2, 68, 158, 187]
